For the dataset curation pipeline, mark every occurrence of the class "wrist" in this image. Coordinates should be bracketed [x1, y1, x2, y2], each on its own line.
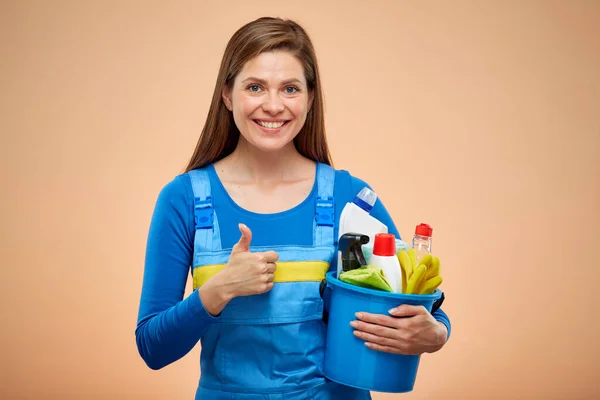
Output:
[436, 321, 448, 344]
[212, 271, 236, 302]
[198, 272, 233, 316]
[424, 321, 448, 354]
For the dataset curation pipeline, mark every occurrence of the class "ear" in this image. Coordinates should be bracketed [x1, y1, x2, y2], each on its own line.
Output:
[222, 86, 232, 111]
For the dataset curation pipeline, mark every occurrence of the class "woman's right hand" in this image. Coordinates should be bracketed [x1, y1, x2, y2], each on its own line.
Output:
[219, 223, 279, 297]
[199, 223, 278, 316]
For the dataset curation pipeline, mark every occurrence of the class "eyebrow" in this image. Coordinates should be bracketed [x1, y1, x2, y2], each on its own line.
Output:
[241, 77, 304, 86]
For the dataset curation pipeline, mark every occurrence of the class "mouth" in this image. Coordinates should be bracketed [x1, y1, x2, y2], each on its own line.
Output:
[253, 120, 290, 131]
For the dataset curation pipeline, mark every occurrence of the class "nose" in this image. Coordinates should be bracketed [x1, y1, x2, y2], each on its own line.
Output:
[262, 91, 285, 114]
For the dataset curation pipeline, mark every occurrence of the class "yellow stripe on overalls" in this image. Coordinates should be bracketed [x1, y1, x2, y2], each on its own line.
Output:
[193, 261, 329, 289]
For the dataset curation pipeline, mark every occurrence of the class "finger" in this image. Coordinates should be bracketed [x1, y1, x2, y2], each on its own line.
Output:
[265, 262, 277, 274]
[253, 258, 276, 273]
[350, 318, 401, 340]
[259, 281, 274, 293]
[354, 312, 402, 329]
[258, 250, 279, 263]
[231, 223, 252, 255]
[265, 273, 275, 283]
[364, 342, 418, 355]
[388, 304, 428, 317]
[353, 329, 405, 351]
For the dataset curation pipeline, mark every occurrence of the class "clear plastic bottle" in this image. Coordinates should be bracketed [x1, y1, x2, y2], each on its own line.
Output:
[412, 223, 433, 263]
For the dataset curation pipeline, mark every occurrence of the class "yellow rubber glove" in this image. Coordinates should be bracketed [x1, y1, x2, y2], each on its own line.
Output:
[420, 275, 443, 294]
[397, 251, 443, 294]
[397, 250, 412, 293]
[418, 255, 443, 294]
[406, 263, 427, 294]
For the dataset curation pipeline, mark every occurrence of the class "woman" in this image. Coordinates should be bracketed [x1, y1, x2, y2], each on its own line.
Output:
[136, 17, 451, 399]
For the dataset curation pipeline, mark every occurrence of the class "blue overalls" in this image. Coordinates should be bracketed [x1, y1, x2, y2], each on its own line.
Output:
[187, 162, 371, 400]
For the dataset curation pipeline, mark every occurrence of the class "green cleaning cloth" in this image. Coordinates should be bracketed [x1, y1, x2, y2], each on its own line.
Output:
[339, 265, 394, 292]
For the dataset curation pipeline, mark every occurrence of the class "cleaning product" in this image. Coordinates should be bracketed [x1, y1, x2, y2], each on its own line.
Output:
[368, 233, 403, 293]
[398, 249, 443, 294]
[337, 188, 388, 277]
[339, 266, 394, 292]
[362, 238, 409, 264]
[412, 223, 433, 264]
[337, 233, 370, 276]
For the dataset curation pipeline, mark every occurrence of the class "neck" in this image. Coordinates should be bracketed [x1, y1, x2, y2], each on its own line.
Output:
[227, 138, 309, 182]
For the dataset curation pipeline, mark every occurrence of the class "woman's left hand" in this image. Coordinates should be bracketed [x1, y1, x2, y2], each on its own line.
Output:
[350, 305, 448, 355]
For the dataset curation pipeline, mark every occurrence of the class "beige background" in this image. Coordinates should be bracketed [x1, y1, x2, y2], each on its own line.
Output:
[2, 0, 599, 399]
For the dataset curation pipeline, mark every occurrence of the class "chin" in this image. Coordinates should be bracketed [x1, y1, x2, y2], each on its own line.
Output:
[248, 138, 295, 153]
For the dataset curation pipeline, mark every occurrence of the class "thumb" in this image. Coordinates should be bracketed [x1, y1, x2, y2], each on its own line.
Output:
[388, 304, 426, 317]
[231, 223, 252, 255]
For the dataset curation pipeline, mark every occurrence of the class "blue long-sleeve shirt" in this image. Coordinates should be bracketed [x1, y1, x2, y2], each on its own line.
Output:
[135, 165, 451, 370]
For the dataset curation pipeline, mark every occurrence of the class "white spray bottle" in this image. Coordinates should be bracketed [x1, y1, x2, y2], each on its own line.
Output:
[337, 187, 388, 277]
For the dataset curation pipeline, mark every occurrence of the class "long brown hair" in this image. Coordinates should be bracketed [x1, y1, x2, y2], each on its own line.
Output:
[184, 17, 333, 172]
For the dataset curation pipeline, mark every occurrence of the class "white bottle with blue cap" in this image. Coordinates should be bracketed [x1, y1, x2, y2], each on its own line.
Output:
[337, 187, 388, 277]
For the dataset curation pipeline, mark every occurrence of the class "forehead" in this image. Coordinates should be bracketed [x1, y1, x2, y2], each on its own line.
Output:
[236, 51, 306, 84]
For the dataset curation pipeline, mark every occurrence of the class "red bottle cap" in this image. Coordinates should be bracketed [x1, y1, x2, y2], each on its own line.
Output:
[373, 233, 396, 256]
[415, 223, 433, 237]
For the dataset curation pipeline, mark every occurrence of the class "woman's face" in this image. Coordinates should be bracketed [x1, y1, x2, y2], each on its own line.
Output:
[223, 51, 313, 153]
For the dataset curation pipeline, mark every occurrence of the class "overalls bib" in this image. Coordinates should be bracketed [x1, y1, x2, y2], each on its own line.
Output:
[187, 163, 371, 400]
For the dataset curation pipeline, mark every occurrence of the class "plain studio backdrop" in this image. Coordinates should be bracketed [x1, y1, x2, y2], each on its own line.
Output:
[1, 1, 599, 399]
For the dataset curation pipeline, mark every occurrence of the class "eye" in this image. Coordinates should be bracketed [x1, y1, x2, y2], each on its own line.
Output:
[285, 86, 299, 94]
[247, 84, 261, 92]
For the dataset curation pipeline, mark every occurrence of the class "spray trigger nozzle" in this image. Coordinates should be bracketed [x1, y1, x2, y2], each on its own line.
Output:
[353, 242, 367, 266]
[338, 233, 370, 274]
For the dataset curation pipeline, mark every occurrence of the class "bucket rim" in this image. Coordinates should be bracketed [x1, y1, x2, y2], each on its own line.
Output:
[326, 271, 442, 301]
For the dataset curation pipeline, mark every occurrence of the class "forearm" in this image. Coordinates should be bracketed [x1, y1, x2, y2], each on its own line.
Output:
[136, 175, 217, 369]
[431, 307, 451, 341]
[135, 290, 217, 370]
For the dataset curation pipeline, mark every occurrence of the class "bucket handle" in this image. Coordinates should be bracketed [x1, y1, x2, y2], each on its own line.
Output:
[319, 279, 330, 324]
[431, 291, 444, 314]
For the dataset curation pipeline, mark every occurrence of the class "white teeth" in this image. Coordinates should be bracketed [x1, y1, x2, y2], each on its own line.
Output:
[258, 121, 285, 129]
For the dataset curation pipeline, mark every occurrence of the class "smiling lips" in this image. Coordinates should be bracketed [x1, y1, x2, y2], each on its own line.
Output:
[254, 120, 289, 131]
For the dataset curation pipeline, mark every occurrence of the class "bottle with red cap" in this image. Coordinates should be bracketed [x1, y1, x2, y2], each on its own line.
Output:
[412, 223, 433, 263]
[370, 233, 403, 293]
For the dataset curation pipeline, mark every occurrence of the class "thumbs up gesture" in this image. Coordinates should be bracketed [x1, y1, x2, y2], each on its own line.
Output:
[199, 223, 279, 316]
[218, 223, 279, 298]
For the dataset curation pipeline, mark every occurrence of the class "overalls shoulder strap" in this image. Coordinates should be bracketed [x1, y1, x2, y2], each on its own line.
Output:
[187, 167, 222, 253]
[314, 162, 336, 247]
[188, 162, 335, 252]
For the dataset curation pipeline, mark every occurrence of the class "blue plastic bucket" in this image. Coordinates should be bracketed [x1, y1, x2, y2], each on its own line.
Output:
[323, 271, 442, 393]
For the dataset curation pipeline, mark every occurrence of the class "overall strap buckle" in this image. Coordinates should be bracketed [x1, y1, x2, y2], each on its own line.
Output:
[187, 167, 223, 254]
[313, 162, 336, 247]
[194, 196, 214, 229]
[315, 196, 334, 227]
